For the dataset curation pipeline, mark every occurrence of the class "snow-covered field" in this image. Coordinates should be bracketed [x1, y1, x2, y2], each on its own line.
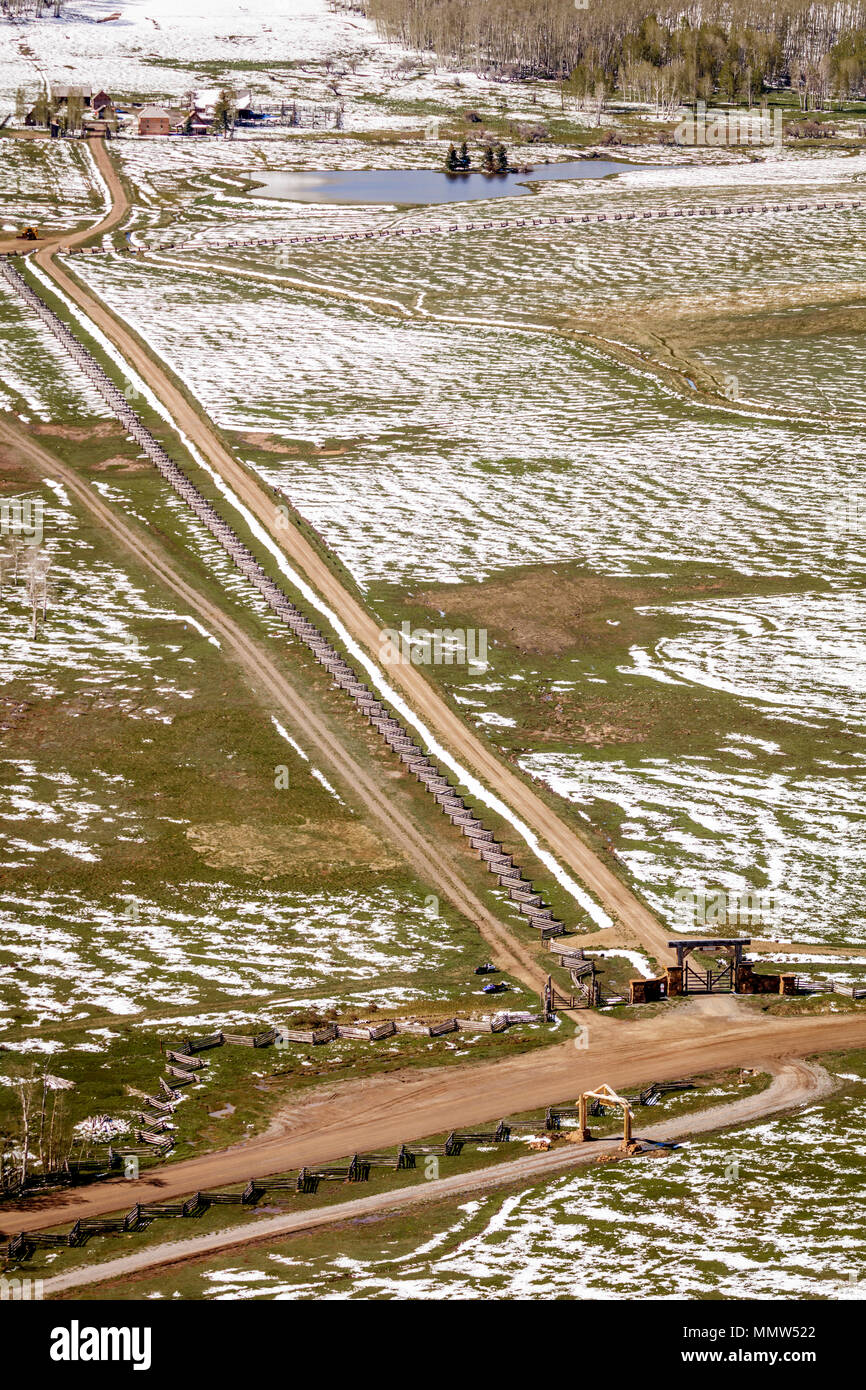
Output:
[523, 746, 866, 946]
[0, 276, 111, 419]
[62, 222, 866, 948]
[0, 474, 491, 1040]
[245, 186, 866, 318]
[67, 252, 865, 589]
[0, 881, 480, 1027]
[0, 138, 104, 231]
[696, 331, 866, 417]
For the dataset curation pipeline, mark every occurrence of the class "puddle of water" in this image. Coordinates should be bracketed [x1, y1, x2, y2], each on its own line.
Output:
[249, 159, 647, 206]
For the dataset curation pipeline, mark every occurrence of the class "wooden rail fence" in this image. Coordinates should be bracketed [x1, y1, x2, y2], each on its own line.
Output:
[1, 1118, 555, 1263]
[21, 196, 862, 261]
[0, 259, 572, 957]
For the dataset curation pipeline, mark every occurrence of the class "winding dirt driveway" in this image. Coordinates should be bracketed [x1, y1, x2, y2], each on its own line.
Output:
[2, 1002, 862, 1241]
[29, 138, 675, 966]
[28, 1055, 842, 1296]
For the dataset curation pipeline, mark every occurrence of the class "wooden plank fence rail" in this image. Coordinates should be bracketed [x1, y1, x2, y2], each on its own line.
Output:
[638, 1080, 694, 1106]
[165, 1050, 206, 1069]
[360, 1145, 415, 1170]
[136, 1202, 189, 1219]
[451, 1122, 511, 1145]
[428, 1019, 460, 1036]
[403, 1132, 465, 1158]
[130, 1136, 174, 1155]
[276, 1025, 337, 1045]
[135, 1113, 170, 1130]
[221, 1030, 278, 1048]
[184, 1032, 224, 1054]
[164, 1065, 199, 1084]
[545, 1106, 581, 1130]
[143, 1095, 175, 1114]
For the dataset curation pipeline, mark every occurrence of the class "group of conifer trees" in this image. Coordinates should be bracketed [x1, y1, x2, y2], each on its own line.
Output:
[445, 139, 509, 172]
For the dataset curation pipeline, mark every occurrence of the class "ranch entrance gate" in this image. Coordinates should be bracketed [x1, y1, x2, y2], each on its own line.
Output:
[668, 939, 751, 994]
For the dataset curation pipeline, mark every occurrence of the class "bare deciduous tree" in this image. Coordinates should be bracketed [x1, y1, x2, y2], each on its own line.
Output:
[368, 0, 866, 103]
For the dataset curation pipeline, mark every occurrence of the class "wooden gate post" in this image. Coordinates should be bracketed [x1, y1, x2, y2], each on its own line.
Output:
[578, 1092, 591, 1142]
[621, 1103, 632, 1150]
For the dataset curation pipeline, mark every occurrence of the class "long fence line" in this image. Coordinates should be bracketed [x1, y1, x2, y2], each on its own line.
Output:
[0, 1128, 506, 1264]
[0, 258, 570, 941]
[33, 195, 865, 259]
[132, 1010, 548, 1149]
[3, 1088, 682, 1264]
[0, 1004, 551, 1205]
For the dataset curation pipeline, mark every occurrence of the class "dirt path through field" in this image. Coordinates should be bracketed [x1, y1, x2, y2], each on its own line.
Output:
[0, 132, 129, 255]
[29, 139, 675, 968]
[2, 1002, 862, 1240]
[40, 1055, 835, 1296]
[0, 420, 545, 1001]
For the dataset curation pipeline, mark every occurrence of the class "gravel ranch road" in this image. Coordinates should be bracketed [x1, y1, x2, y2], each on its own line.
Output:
[40, 1056, 835, 1296]
[30, 138, 675, 969]
[2, 1005, 863, 1240]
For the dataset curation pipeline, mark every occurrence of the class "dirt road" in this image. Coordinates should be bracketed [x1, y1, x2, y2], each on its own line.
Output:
[0, 133, 129, 256]
[3, 1002, 862, 1240]
[34, 1056, 835, 1295]
[30, 139, 674, 967]
[0, 420, 545, 998]
[11, 145, 864, 1272]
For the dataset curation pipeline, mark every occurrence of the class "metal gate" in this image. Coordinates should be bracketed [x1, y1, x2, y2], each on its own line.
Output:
[684, 960, 734, 994]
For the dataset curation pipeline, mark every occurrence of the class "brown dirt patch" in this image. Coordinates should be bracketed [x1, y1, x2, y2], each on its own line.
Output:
[237, 432, 347, 457]
[87, 455, 149, 473]
[413, 571, 652, 657]
[413, 568, 744, 658]
[28, 421, 123, 441]
[186, 820, 401, 878]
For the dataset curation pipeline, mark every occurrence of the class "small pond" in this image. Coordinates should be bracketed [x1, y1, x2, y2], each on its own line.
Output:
[249, 159, 650, 206]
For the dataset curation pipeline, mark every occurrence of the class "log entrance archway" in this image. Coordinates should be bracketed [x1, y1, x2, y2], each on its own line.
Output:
[669, 939, 751, 994]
